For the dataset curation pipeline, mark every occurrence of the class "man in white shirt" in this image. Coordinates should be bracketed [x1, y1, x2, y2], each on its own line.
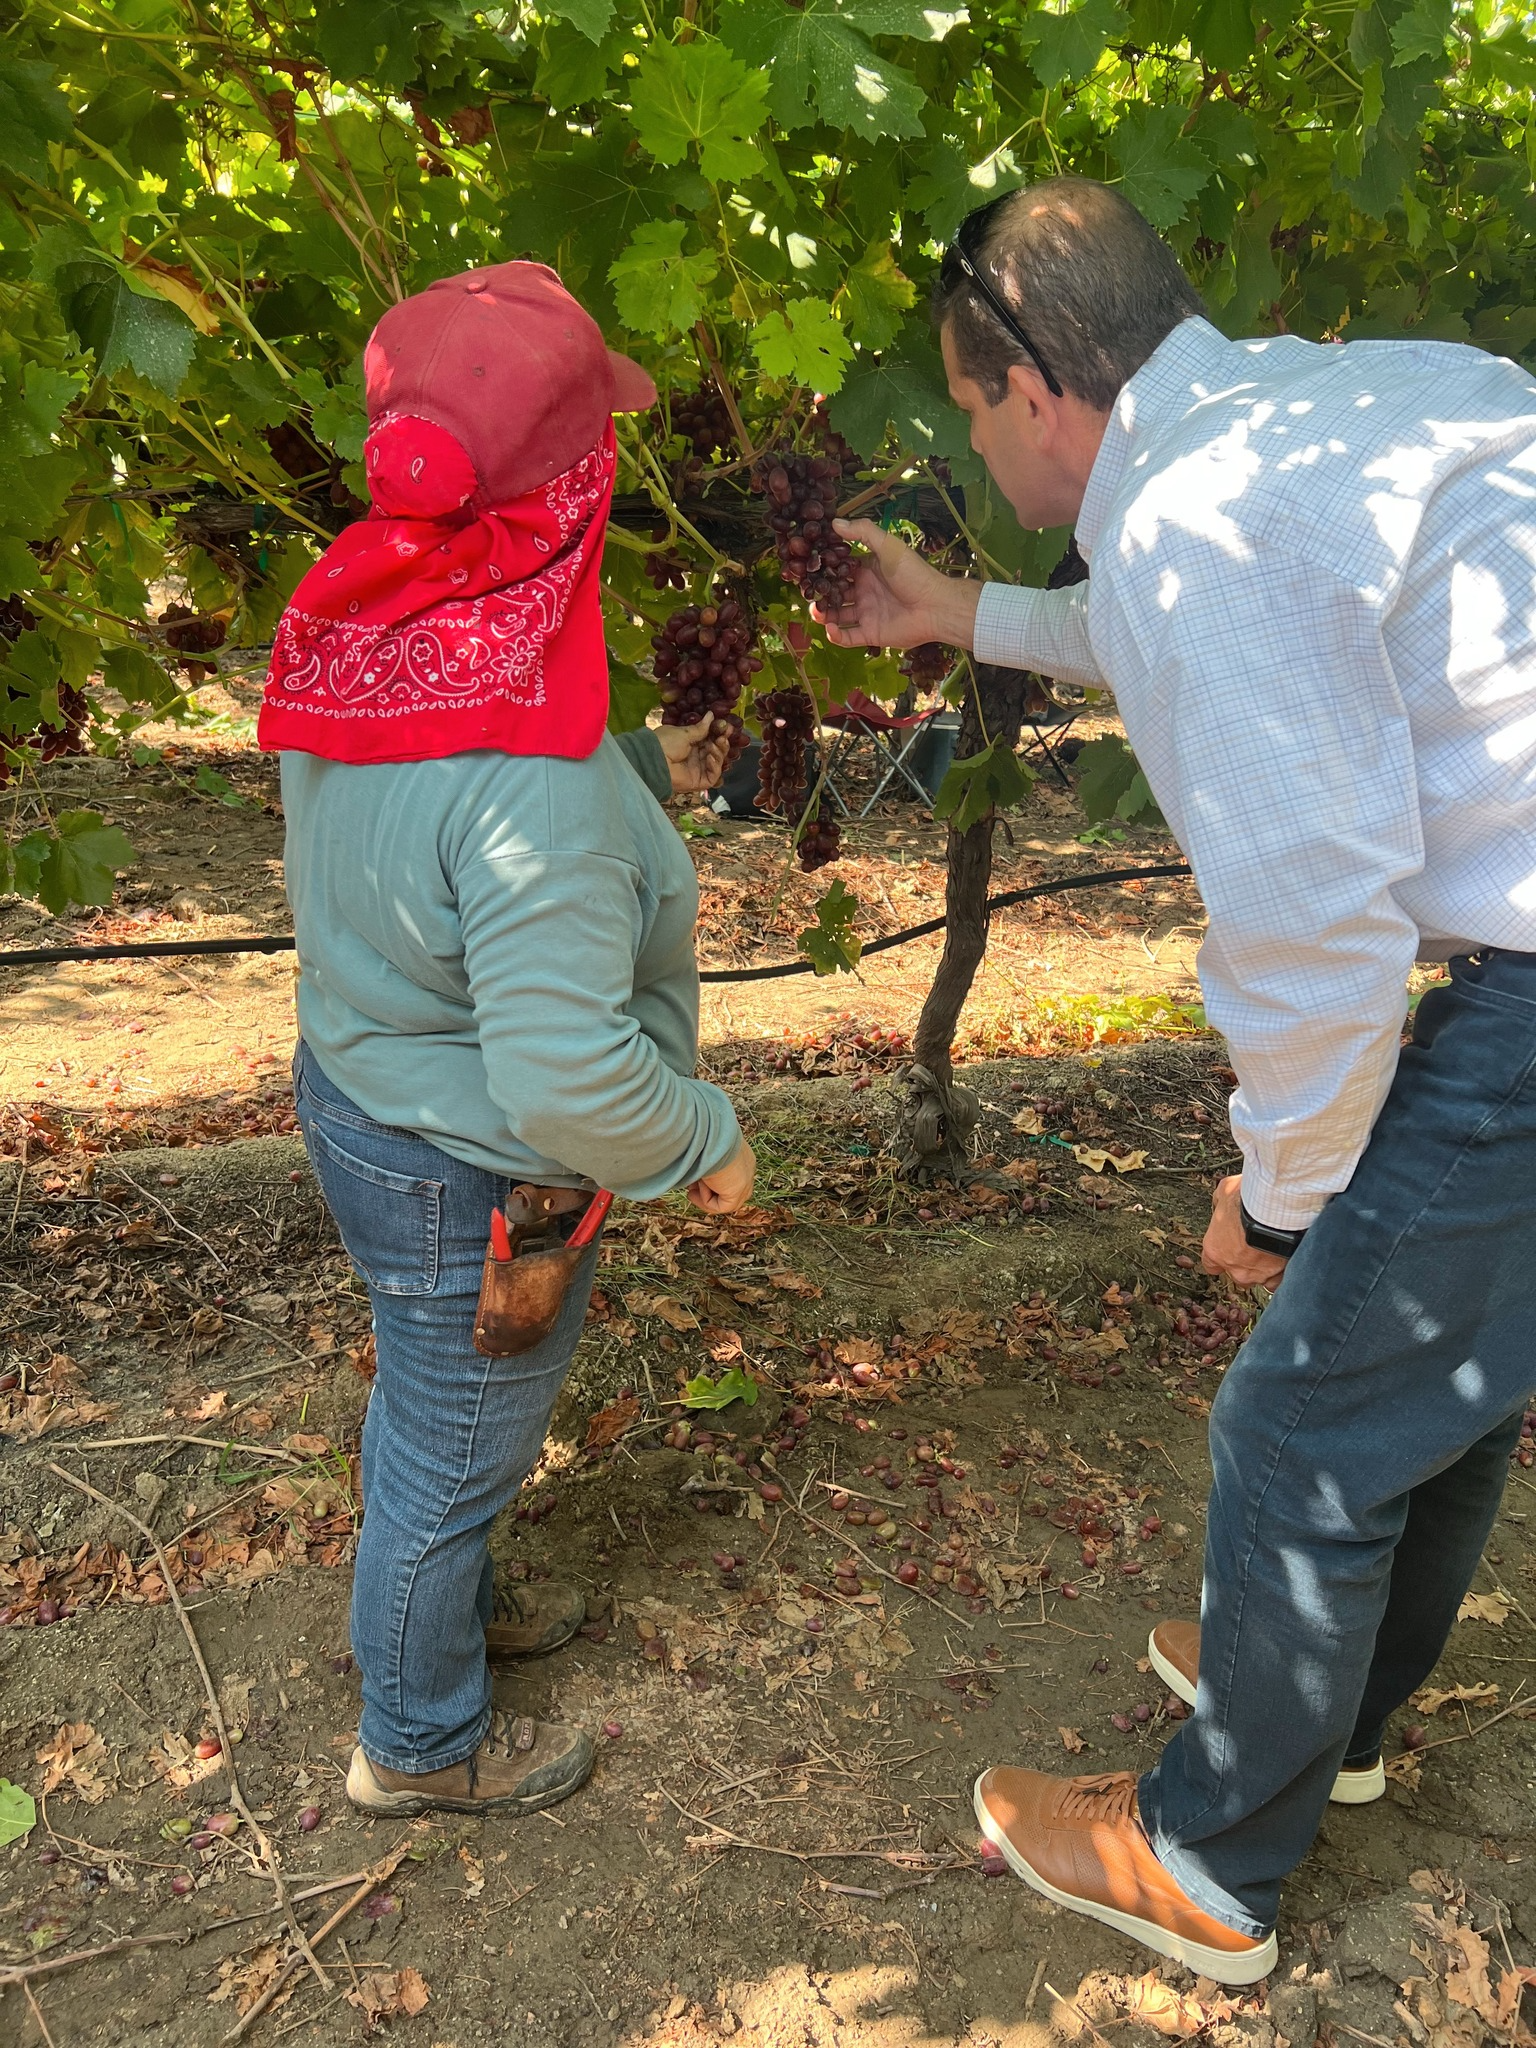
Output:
[822, 176, 1536, 1984]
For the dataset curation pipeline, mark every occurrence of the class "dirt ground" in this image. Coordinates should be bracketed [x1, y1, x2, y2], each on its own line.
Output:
[3, 718, 1533, 2048]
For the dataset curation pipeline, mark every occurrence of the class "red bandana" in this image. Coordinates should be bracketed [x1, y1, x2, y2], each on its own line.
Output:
[257, 418, 615, 764]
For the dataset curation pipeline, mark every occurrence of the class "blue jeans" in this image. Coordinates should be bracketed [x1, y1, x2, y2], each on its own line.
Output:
[293, 1041, 599, 1773]
[1139, 950, 1536, 1937]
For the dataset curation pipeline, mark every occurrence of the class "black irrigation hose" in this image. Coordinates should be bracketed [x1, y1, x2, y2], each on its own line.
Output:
[0, 861, 1192, 979]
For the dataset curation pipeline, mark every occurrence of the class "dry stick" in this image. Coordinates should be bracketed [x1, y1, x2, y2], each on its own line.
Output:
[1400, 1691, 1530, 1759]
[0, 1931, 187, 1993]
[663, 1791, 961, 1870]
[1045, 1981, 1118, 2048]
[108, 1168, 228, 1271]
[783, 1499, 976, 1630]
[225, 1836, 418, 2043]
[49, 1434, 302, 1462]
[23, 1982, 58, 2048]
[693, 323, 754, 463]
[45, 1464, 332, 2003]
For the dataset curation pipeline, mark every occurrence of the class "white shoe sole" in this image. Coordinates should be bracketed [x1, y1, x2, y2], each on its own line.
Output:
[1145, 1631, 1387, 1807]
[973, 1774, 1278, 1987]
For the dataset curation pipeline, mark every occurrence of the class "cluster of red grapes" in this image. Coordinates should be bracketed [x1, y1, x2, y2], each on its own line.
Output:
[159, 603, 227, 680]
[651, 592, 758, 764]
[752, 453, 856, 608]
[811, 401, 863, 477]
[797, 798, 842, 872]
[672, 387, 735, 461]
[900, 642, 953, 689]
[642, 530, 690, 592]
[1, 596, 89, 785]
[754, 684, 816, 816]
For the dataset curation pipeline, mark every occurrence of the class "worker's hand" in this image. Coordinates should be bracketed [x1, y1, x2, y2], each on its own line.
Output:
[688, 1138, 756, 1215]
[813, 519, 984, 652]
[1201, 1174, 1291, 1292]
[658, 714, 731, 796]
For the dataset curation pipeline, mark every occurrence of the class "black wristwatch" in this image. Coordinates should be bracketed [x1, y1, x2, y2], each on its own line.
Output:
[1240, 1202, 1308, 1260]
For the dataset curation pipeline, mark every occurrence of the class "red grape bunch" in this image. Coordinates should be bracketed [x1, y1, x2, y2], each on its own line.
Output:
[672, 387, 735, 462]
[754, 684, 817, 817]
[643, 528, 690, 592]
[651, 591, 759, 766]
[811, 401, 863, 477]
[752, 453, 857, 608]
[899, 642, 953, 689]
[797, 797, 842, 872]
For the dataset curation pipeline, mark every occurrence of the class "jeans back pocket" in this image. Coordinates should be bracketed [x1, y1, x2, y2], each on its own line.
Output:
[303, 1119, 443, 1296]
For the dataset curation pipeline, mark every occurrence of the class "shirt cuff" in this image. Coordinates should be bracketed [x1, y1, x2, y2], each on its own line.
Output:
[972, 580, 1103, 686]
[1237, 1166, 1330, 1234]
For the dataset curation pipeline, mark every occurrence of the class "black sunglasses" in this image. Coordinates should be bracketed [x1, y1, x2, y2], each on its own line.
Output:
[942, 203, 1063, 398]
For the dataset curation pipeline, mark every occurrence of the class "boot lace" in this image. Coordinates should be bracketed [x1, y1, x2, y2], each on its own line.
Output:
[484, 1709, 539, 1759]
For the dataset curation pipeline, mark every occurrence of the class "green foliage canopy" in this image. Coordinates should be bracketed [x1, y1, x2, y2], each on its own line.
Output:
[1, 0, 1533, 904]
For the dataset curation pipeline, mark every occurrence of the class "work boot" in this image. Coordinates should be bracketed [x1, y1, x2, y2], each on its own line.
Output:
[973, 1767, 1278, 1987]
[1147, 1620, 1386, 1805]
[485, 1574, 586, 1661]
[346, 1711, 594, 1817]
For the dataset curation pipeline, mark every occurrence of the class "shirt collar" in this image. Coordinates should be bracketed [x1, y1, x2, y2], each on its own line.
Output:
[1074, 316, 1236, 561]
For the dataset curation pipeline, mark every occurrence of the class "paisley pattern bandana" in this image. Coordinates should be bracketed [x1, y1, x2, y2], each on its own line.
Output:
[257, 417, 615, 764]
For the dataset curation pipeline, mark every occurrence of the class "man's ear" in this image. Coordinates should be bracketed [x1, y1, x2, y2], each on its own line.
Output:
[1004, 360, 1054, 426]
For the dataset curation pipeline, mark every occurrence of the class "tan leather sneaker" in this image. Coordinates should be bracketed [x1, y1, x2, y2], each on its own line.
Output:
[484, 1575, 586, 1661]
[347, 1711, 594, 1817]
[973, 1767, 1278, 1987]
[1147, 1621, 1386, 1806]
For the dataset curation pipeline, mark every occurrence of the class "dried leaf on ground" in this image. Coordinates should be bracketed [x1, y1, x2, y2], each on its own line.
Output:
[584, 1394, 640, 1451]
[209, 1941, 294, 2016]
[459, 1846, 485, 1899]
[1412, 1681, 1499, 1717]
[1055, 1969, 1234, 2040]
[624, 1290, 700, 1331]
[36, 1720, 113, 1803]
[1457, 1590, 1512, 1626]
[1058, 1726, 1086, 1754]
[346, 1966, 431, 2025]
[1073, 1145, 1148, 1173]
[187, 1389, 228, 1420]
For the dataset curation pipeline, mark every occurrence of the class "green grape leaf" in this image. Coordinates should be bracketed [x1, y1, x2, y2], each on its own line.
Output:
[751, 299, 854, 392]
[1110, 105, 1213, 229]
[608, 221, 719, 340]
[104, 643, 183, 711]
[60, 269, 196, 396]
[314, 0, 461, 88]
[292, 365, 367, 461]
[0, 536, 36, 602]
[1016, 0, 1128, 89]
[629, 39, 768, 184]
[536, 23, 625, 107]
[29, 810, 137, 916]
[1075, 734, 1165, 826]
[827, 332, 971, 462]
[722, 1, 927, 141]
[0, 1780, 36, 1849]
[607, 660, 659, 734]
[543, 0, 617, 40]
[1389, 0, 1452, 63]
[680, 1366, 759, 1410]
[799, 877, 863, 975]
[932, 735, 1035, 831]
[0, 62, 73, 183]
[1185, 0, 1256, 69]
[843, 241, 916, 350]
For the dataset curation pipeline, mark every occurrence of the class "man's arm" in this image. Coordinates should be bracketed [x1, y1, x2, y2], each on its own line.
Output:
[1117, 536, 1424, 1234]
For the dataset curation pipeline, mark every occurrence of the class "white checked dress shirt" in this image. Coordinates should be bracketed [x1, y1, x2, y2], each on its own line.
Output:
[974, 316, 1536, 1228]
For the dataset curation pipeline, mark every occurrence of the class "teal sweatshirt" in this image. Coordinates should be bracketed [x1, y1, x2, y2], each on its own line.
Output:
[279, 729, 741, 1200]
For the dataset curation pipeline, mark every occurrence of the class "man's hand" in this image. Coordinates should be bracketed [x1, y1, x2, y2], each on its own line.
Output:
[658, 714, 730, 796]
[1202, 1174, 1290, 1291]
[814, 519, 983, 652]
[687, 1138, 756, 1215]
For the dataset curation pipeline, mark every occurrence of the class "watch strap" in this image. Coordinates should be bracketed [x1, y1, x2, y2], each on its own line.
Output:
[1239, 1201, 1308, 1258]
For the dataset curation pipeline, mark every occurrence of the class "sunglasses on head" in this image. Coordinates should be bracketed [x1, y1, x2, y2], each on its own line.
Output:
[942, 202, 1063, 398]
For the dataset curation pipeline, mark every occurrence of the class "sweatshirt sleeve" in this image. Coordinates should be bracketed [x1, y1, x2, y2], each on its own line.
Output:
[613, 727, 672, 803]
[455, 846, 741, 1200]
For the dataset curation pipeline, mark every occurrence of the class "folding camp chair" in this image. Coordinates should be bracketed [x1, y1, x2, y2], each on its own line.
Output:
[820, 690, 950, 818]
[1020, 699, 1082, 787]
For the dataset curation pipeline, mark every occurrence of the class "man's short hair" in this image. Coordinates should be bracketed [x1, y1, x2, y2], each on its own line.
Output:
[935, 178, 1206, 412]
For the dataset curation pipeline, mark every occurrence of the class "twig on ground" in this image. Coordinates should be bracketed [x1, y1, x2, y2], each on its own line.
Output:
[48, 1434, 303, 1462]
[1400, 1687, 1529, 1758]
[24, 1983, 58, 2047]
[108, 1169, 229, 1270]
[225, 1835, 418, 2042]
[45, 1463, 331, 2002]
[663, 1790, 964, 1870]
[1046, 1980, 1118, 2048]
[0, 1932, 187, 1992]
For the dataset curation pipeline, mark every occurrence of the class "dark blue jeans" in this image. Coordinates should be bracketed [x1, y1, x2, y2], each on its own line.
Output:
[1139, 950, 1536, 1937]
[293, 1042, 600, 1773]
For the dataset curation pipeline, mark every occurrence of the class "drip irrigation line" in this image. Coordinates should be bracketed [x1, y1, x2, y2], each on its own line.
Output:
[0, 860, 1192, 981]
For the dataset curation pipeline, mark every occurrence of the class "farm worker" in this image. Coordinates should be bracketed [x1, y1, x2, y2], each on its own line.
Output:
[258, 263, 754, 1818]
[822, 178, 1536, 1984]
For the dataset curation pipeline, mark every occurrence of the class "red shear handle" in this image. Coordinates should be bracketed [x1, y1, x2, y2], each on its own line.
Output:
[567, 1189, 614, 1249]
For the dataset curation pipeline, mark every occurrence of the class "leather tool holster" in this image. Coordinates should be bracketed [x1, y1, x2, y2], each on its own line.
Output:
[473, 1184, 594, 1358]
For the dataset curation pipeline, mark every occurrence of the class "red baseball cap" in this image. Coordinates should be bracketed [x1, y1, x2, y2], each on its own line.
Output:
[361, 262, 655, 511]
